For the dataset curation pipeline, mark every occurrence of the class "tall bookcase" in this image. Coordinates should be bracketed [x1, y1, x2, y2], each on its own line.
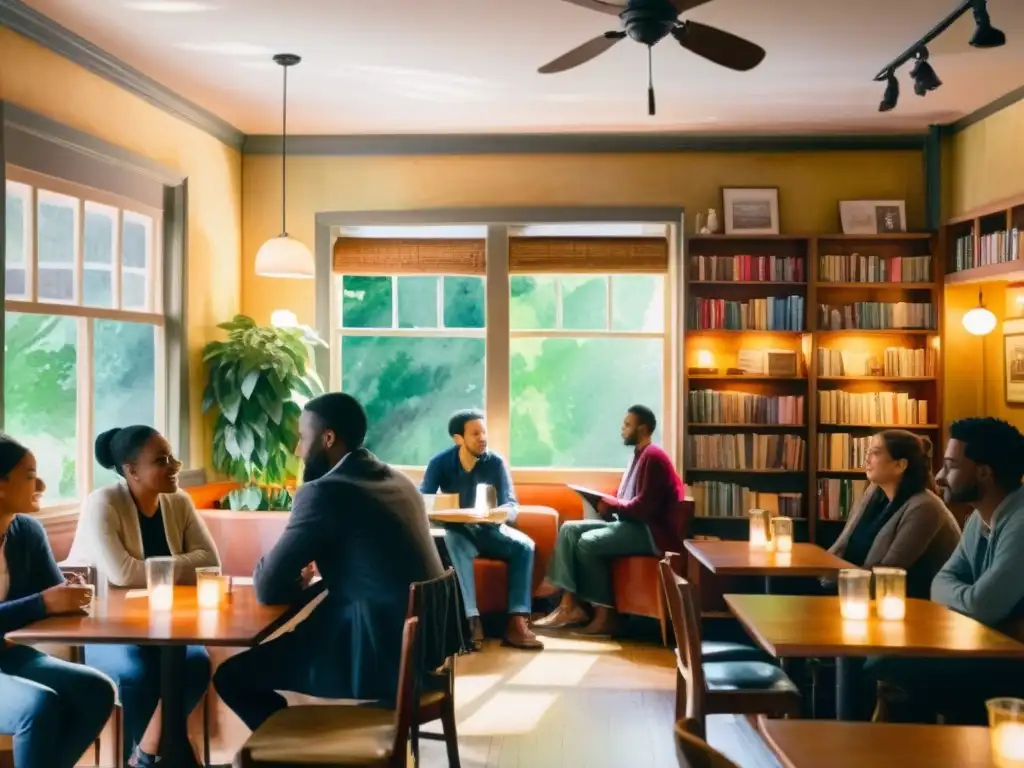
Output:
[682, 232, 942, 547]
[944, 196, 1024, 284]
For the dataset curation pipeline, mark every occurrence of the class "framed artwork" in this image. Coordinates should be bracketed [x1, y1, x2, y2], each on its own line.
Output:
[839, 200, 907, 235]
[1005, 318, 1024, 404]
[722, 188, 780, 235]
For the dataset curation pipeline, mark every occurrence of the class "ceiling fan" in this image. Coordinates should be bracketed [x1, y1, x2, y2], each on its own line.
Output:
[541, 0, 766, 115]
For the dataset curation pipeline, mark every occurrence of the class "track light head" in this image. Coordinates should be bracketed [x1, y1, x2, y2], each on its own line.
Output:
[910, 48, 941, 96]
[970, 0, 1006, 48]
[879, 70, 899, 112]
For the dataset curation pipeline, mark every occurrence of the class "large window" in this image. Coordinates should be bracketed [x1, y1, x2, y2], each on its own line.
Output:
[4, 170, 165, 506]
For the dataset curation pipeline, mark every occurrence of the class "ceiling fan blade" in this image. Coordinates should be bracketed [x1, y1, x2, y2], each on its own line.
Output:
[557, 0, 625, 16]
[671, 20, 766, 71]
[538, 32, 627, 74]
[670, 0, 716, 12]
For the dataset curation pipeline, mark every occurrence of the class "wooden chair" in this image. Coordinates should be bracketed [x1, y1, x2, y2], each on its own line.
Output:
[237, 617, 420, 767]
[658, 557, 801, 739]
[674, 721, 741, 768]
[408, 567, 463, 768]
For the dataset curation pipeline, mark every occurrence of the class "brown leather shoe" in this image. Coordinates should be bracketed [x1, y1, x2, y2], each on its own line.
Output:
[503, 628, 544, 650]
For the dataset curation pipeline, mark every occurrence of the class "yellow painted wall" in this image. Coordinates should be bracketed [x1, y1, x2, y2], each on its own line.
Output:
[0, 28, 242, 467]
[242, 150, 926, 325]
[948, 99, 1024, 218]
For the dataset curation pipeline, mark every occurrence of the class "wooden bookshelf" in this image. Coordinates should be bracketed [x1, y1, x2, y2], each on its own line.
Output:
[683, 233, 942, 548]
[944, 194, 1024, 284]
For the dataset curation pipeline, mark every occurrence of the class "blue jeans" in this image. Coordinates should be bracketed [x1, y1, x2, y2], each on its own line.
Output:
[0, 643, 116, 768]
[444, 524, 534, 617]
[85, 644, 210, 759]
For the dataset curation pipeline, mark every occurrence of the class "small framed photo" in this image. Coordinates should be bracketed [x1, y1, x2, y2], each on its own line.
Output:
[722, 188, 780, 235]
[839, 200, 907, 235]
[1005, 319, 1024, 404]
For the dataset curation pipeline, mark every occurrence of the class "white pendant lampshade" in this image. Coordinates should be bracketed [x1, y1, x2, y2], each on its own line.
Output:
[255, 236, 313, 279]
[963, 290, 997, 336]
[256, 53, 312, 280]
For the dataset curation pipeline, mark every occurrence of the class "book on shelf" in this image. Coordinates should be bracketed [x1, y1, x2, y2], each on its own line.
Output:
[688, 390, 804, 425]
[952, 228, 1023, 272]
[818, 391, 928, 426]
[817, 301, 935, 331]
[818, 253, 932, 283]
[686, 434, 806, 471]
[691, 480, 803, 519]
[818, 477, 868, 521]
[817, 433, 871, 471]
[817, 346, 937, 377]
[688, 296, 805, 331]
[691, 254, 805, 283]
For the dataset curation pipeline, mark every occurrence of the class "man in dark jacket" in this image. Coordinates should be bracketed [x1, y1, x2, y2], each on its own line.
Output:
[213, 393, 443, 730]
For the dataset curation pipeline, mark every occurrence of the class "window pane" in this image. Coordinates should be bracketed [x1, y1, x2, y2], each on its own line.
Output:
[341, 336, 485, 465]
[83, 269, 113, 308]
[510, 337, 663, 468]
[341, 276, 392, 328]
[5, 187, 26, 266]
[561, 276, 608, 330]
[3, 312, 78, 501]
[37, 269, 75, 302]
[122, 271, 147, 310]
[443, 277, 485, 329]
[122, 211, 151, 269]
[84, 203, 116, 265]
[5, 270, 26, 298]
[612, 275, 664, 331]
[397, 276, 438, 329]
[510, 276, 556, 330]
[93, 320, 157, 487]
[37, 191, 76, 265]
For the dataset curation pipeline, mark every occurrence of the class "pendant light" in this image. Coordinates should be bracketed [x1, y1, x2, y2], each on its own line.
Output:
[254, 53, 314, 279]
[962, 289, 997, 336]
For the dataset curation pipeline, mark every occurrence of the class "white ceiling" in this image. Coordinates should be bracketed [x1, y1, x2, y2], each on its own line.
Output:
[19, 0, 1024, 135]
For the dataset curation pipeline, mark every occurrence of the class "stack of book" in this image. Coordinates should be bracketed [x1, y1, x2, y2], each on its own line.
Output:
[817, 433, 870, 471]
[689, 296, 805, 331]
[818, 477, 869, 521]
[816, 346, 937, 377]
[691, 254, 805, 282]
[818, 253, 932, 283]
[818, 391, 929, 425]
[691, 481, 803, 519]
[687, 434, 807, 471]
[688, 390, 804, 425]
[817, 301, 935, 330]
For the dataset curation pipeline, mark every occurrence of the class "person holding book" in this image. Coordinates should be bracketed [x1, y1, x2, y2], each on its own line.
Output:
[420, 409, 543, 651]
[535, 405, 685, 636]
[828, 429, 960, 598]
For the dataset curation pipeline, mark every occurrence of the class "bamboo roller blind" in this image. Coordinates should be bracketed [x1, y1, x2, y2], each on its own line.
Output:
[332, 236, 668, 275]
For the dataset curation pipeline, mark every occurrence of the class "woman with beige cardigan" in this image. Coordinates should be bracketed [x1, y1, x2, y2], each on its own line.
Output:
[829, 429, 961, 598]
[68, 425, 219, 768]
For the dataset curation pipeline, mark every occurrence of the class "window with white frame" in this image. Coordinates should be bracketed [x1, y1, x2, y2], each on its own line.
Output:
[508, 273, 667, 468]
[4, 169, 166, 506]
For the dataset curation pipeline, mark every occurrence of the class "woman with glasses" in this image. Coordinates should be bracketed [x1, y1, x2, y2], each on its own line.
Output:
[69, 426, 220, 768]
[0, 433, 116, 767]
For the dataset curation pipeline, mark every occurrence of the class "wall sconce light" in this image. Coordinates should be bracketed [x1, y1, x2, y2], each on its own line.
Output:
[962, 290, 997, 336]
[271, 309, 299, 328]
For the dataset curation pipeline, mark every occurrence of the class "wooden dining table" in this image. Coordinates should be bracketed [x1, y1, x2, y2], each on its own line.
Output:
[757, 717, 997, 767]
[7, 584, 291, 768]
[726, 594, 1024, 720]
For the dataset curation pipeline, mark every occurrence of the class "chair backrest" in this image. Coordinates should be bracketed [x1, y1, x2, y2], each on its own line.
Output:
[666, 498, 696, 545]
[407, 567, 464, 673]
[659, 555, 706, 725]
[674, 722, 741, 768]
[390, 617, 420, 761]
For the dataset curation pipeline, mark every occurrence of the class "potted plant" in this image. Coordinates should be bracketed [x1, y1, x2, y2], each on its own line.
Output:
[202, 314, 325, 511]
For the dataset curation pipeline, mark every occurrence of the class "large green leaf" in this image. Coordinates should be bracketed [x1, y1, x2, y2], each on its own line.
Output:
[223, 424, 242, 460]
[240, 369, 261, 400]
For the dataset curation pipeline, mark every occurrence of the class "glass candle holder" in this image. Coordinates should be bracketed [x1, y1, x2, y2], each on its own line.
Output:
[146, 557, 175, 612]
[838, 568, 871, 620]
[196, 566, 223, 610]
[474, 483, 495, 514]
[989, 698, 1024, 768]
[874, 566, 907, 621]
[748, 509, 770, 549]
[771, 516, 794, 553]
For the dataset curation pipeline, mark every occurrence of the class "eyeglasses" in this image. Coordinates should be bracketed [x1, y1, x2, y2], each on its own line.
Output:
[150, 455, 182, 468]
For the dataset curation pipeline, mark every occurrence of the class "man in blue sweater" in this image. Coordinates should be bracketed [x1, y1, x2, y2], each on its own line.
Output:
[870, 417, 1024, 723]
[421, 410, 543, 651]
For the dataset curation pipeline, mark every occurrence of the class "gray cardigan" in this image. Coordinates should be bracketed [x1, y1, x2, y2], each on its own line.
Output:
[830, 485, 961, 594]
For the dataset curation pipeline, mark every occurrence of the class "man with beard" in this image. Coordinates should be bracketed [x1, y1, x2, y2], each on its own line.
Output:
[213, 393, 443, 730]
[535, 405, 684, 636]
[865, 417, 1024, 724]
[420, 409, 543, 651]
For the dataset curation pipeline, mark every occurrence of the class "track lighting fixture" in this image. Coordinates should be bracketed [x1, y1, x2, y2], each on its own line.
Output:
[910, 48, 941, 97]
[878, 70, 899, 112]
[873, 0, 1004, 111]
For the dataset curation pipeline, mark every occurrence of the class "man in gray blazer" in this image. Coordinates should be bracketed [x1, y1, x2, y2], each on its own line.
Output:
[213, 393, 444, 730]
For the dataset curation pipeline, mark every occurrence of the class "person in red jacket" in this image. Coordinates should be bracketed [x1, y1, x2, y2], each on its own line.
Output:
[535, 405, 685, 635]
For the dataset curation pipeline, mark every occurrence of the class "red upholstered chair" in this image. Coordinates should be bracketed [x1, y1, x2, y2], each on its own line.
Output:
[612, 497, 695, 645]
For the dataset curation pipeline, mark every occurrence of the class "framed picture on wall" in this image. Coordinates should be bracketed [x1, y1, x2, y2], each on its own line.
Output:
[839, 200, 907, 234]
[722, 188, 780, 235]
[1004, 318, 1024, 404]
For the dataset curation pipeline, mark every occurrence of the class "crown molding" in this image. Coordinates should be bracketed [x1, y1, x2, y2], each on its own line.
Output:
[947, 82, 1024, 135]
[0, 0, 244, 151]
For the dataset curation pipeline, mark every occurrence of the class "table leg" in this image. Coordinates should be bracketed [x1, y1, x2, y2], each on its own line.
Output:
[835, 656, 863, 721]
[764, 576, 773, 594]
[158, 645, 200, 768]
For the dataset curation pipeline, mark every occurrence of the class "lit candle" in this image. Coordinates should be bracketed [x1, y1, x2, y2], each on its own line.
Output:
[878, 595, 906, 621]
[993, 723, 1024, 767]
[873, 567, 907, 622]
[772, 516, 793, 553]
[198, 577, 221, 609]
[749, 509, 769, 550]
[838, 568, 871, 621]
[149, 584, 174, 612]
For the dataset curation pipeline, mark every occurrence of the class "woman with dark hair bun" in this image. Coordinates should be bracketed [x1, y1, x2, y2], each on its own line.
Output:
[0, 433, 117, 767]
[68, 426, 220, 767]
[829, 429, 961, 598]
